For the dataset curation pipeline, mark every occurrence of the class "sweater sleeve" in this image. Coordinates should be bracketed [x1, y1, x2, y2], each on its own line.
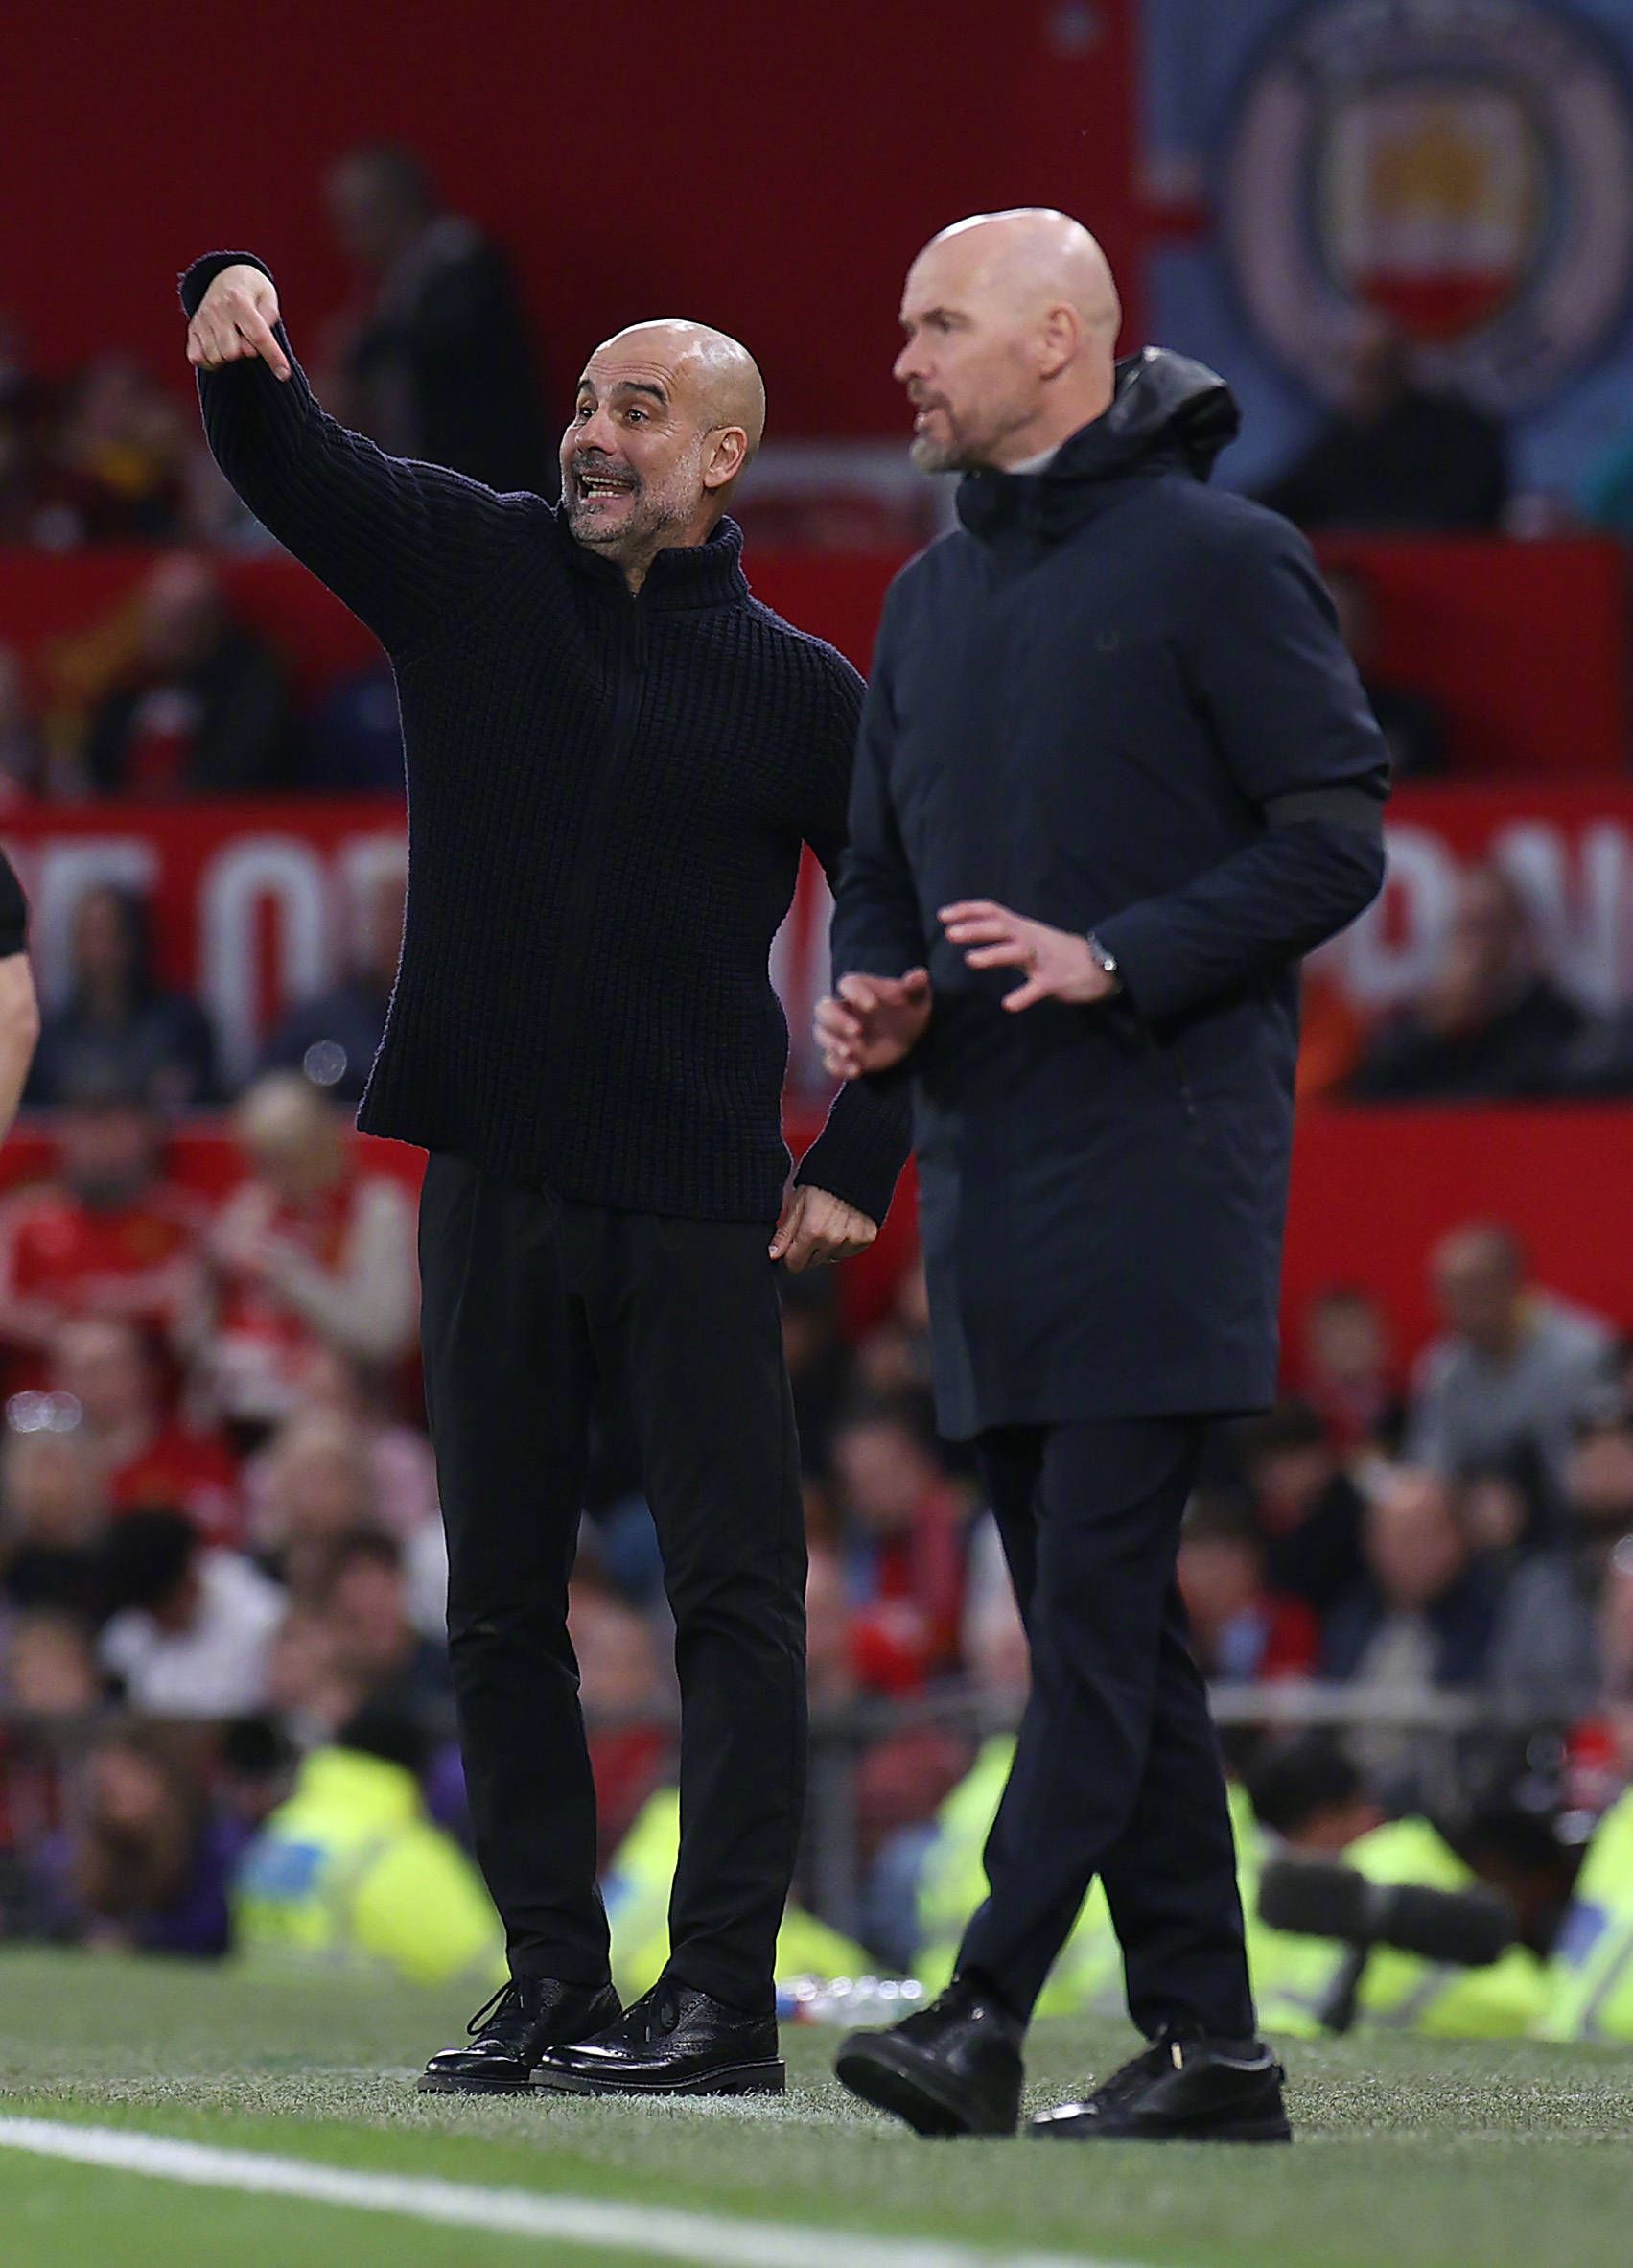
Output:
[1093, 509, 1390, 1024]
[787, 652, 914, 1228]
[179, 252, 533, 655]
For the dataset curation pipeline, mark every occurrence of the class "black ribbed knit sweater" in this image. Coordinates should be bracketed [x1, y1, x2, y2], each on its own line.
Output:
[180, 253, 910, 1226]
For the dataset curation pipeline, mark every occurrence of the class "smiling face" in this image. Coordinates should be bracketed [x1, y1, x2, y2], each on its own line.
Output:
[559, 321, 764, 582]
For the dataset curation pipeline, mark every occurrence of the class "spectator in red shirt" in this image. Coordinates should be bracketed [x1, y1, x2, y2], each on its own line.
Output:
[1177, 1492, 1320, 1684]
[830, 1398, 967, 1694]
[49, 1317, 240, 1547]
[202, 1072, 417, 1440]
[0, 1072, 204, 1380]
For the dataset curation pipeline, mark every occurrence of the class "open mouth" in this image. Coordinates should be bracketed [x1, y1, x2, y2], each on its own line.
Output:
[573, 466, 636, 502]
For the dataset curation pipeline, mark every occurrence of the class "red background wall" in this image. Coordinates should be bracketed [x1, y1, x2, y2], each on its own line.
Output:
[7, 0, 1140, 435]
[1, 536, 1619, 769]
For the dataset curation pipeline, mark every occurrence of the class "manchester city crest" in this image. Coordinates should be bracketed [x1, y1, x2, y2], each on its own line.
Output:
[1222, 0, 1633, 410]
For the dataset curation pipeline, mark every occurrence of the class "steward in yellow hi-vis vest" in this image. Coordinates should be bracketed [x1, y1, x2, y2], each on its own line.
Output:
[1252, 1816, 1548, 2039]
[604, 1788, 873, 1998]
[916, 1737, 1263, 2017]
[1538, 1787, 1633, 2042]
[234, 1744, 502, 1987]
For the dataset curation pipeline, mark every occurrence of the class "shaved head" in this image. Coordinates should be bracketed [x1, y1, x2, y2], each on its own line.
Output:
[562, 319, 765, 588]
[920, 209, 1121, 341]
[895, 206, 1123, 473]
[593, 319, 766, 457]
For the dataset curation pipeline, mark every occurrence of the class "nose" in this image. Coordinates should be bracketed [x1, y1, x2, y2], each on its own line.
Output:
[893, 338, 926, 387]
[572, 405, 620, 457]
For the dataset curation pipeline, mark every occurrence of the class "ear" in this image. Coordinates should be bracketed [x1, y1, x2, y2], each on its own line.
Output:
[702, 426, 751, 494]
[1037, 303, 1080, 382]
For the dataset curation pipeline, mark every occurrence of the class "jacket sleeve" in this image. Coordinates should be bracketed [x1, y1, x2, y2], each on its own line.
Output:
[179, 252, 532, 655]
[788, 651, 914, 1228]
[829, 599, 932, 986]
[1093, 510, 1390, 1024]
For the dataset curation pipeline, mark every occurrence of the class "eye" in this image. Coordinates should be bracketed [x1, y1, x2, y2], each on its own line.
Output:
[573, 403, 593, 421]
[625, 408, 647, 424]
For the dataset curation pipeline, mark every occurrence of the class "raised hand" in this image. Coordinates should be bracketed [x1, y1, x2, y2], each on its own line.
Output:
[940, 900, 1117, 1012]
[814, 968, 932, 1080]
[186, 265, 292, 381]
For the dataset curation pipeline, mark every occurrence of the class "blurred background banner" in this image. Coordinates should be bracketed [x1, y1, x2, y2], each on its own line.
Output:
[1143, 0, 1633, 496]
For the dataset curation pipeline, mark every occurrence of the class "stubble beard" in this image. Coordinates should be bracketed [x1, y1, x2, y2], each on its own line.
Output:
[568, 464, 700, 569]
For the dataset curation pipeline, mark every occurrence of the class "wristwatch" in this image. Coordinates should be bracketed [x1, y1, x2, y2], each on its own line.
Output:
[1085, 932, 1122, 992]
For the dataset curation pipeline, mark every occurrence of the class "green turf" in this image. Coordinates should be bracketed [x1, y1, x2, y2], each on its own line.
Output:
[1, 1951, 1630, 2268]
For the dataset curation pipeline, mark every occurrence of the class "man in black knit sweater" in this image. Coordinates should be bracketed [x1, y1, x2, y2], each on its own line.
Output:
[182, 255, 910, 2096]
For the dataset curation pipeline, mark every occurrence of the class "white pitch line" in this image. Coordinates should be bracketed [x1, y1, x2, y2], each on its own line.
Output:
[0, 2115, 1137, 2268]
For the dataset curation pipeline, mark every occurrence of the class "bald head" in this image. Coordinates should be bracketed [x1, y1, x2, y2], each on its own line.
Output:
[595, 320, 766, 456]
[922, 210, 1121, 340]
[896, 206, 1123, 473]
[562, 319, 765, 589]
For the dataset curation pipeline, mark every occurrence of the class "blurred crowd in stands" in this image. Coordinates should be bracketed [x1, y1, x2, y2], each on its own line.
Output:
[13, 851, 1633, 1125]
[0, 145, 551, 558]
[20, 870, 406, 1109]
[0, 1034, 1629, 2033]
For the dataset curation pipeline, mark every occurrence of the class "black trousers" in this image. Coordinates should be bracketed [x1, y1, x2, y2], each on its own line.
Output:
[417, 1154, 806, 2016]
[957, 1415, 1255, 2040]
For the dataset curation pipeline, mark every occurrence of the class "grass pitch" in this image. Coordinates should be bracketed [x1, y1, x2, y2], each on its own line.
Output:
[0, 1951, 1630, 2267]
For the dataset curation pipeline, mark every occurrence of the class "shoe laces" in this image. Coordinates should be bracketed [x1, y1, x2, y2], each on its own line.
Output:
[465, 1979, 528, 2041]
[1088, 2039, 1175, 2111]
[634, 1981, 683, 2040]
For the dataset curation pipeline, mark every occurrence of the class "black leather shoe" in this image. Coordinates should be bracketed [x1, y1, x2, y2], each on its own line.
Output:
[834, 1974, 1023, 2138]
[1031, 2033, 1291, 2143]
[531, 1977, 784, 2096]
[419, 1976, 621, 2093]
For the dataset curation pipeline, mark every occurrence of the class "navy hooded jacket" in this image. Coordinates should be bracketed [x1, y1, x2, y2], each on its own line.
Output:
[831, 350, 1389, 1438]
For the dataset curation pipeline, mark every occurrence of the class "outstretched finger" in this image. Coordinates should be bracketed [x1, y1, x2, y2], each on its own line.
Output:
[1002, 974, 1054, 1013]
[238, 310, 292, 380]
[938, 900, 1005, 924]
[837, 973, 879, 1014]
[943, 915, 1013, 946]
[965, 940, 1033, 969]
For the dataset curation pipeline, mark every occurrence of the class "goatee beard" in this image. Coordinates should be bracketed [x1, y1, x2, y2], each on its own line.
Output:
[909, 433, 962, 474]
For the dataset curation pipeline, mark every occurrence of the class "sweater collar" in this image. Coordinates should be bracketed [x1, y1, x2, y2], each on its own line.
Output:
[955, 348, 1240, 547]
[556, 509, 751, 610]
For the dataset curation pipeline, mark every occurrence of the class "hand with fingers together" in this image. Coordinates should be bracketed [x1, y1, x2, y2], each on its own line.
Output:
[186, 265, 292, 382]
[940, 900, 1120, 1012]
[813, 969, 933, 1082]
[769, 1183, 878, 1272]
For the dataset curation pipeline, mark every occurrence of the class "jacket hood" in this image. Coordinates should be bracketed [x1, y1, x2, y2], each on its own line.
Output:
[956, 348, 1240, 543]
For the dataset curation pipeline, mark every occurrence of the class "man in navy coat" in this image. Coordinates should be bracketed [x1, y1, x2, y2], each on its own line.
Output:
[819, 210, 1388, 2143]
